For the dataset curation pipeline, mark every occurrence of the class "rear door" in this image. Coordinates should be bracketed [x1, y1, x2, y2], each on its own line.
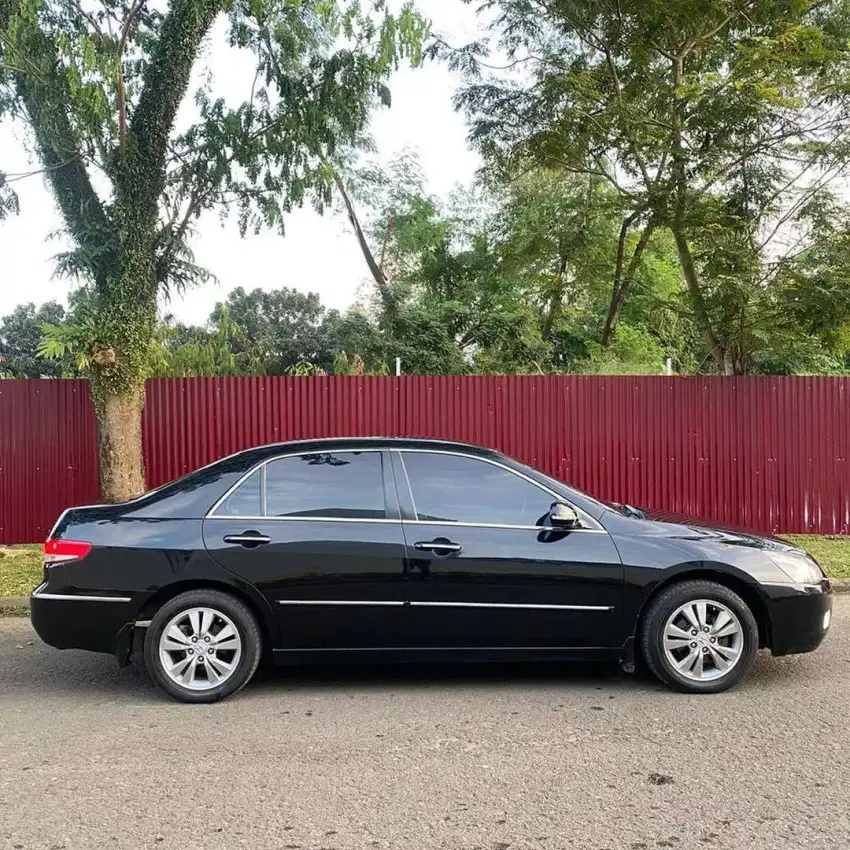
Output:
[204, 448, 408, 650]
[395, 450, 624, 650]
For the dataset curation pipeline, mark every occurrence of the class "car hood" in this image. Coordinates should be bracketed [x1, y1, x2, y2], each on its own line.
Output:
[604, 502, 801, 553]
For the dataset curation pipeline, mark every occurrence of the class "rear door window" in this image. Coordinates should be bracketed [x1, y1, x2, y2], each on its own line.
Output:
[265, 451, 386, 519]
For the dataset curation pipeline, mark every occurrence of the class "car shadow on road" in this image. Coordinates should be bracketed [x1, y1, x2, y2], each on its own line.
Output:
[242, 648, 812, 699]
[4, 636, 819, 704]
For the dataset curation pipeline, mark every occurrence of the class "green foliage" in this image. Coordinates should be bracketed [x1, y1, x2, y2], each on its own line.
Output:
[211, 286, 340, 374]
[0, 301, 67, 377]
[0, 0, 428, 401]
[578, 325, 669, 376]
[151, 307, 247, 377]
[446, 0, 850, 374]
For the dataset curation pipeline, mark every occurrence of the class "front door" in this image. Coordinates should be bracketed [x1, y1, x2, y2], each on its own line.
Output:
[394, 450, 624, 650]
[204, 449, 408, 650]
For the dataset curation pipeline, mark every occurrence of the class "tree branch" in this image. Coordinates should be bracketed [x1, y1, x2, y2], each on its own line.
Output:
[331, 168, 397, 316]
[1, 2, 109, 242]
[116, 0, 146, 159]
[126, 0, 223, 220]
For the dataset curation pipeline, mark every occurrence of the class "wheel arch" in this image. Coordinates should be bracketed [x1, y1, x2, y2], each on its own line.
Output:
[135, 579, 278, 659]
[635, 566, 772, 649]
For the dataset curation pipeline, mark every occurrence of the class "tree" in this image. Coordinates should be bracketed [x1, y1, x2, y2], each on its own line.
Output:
[446, 0, 850, 374]
[211, 286, 338, 373]
[0, 301, 67, 376]
[151, 306, 250, 377]
[0, 0, 425, 500]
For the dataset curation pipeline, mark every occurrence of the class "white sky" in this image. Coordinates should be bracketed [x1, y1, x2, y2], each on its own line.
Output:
[0, 0, 485, 325]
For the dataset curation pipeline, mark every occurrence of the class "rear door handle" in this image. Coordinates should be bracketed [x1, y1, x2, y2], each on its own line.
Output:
[414, 540, 462, 554]
[223, 532, 271, 548]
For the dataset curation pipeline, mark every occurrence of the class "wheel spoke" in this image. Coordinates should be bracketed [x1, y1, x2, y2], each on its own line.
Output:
[184, 658, 200, 684]
[211, 638, 240, 652]
[161, 638, 191, 653]
[204, 658, 221, 685]
[709, 645, 730, 672]
[211, 625, 236, 645]
[714, 621, 740, 639]
[198, 608, 214, 637]
[681, 605, 701, 631]
[169, 654, 194, 678]
[711, 609, 733, 635]
[676, 648, 698, 672]
[206, 655, 233, 677]
[712, 641, 740, 660]
[691, 650, 705, 678]
[188, 609, 203, 638]
[695, 601, 708, 630]
[165, 625, 191, 646]
[666, 623, 692, 641]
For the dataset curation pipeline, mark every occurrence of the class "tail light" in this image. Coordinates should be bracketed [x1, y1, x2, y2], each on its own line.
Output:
[43, 538, 92, 566]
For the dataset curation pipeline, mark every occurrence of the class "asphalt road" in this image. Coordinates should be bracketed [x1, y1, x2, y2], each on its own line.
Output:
[1, 602, 849, 850]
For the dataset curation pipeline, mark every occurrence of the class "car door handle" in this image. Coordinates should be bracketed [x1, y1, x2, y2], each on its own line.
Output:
[414, 540, 462, 554]
[223, 532, 271, 547]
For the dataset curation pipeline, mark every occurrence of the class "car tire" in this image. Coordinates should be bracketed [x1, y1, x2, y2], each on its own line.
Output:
[640, 579, 759, 694]
[143, 589, 262, 704]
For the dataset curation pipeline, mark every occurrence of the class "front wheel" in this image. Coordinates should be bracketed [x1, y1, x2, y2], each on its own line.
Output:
[143, 589, 262, 703]
[640, 580, 759, 694]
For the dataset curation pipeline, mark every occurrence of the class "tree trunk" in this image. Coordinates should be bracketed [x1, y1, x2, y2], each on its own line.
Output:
[331, 170, 398, 318]
[542, 252, 569, 339]
[602, 216, 655, 345]
[94, 383, 146, 503]
[671, 227, 732, 374]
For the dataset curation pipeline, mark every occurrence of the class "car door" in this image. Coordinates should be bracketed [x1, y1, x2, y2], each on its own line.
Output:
[394, 450, 624, 650]
[204, 448, 408, 650]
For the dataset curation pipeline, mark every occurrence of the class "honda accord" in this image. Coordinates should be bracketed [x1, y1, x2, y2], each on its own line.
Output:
[31, 438, 832, 702]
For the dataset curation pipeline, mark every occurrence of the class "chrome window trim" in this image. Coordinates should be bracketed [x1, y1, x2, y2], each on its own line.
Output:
[32, 590, 132, 603]
[204, 514, 604, 533]
[206, 515, 402, 524]
[394, 448, 604, 531]
[405, 519, 607, 533]
[206, 445, 605, 533]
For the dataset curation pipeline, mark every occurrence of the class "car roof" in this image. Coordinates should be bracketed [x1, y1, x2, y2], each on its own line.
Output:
[231, 437, 502, 465]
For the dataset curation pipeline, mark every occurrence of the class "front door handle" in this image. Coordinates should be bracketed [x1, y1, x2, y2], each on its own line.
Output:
[223, 531, 271, 548]
[414, 540, 462, 554]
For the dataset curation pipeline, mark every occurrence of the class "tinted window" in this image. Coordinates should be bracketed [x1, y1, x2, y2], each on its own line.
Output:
[402, 452, 553, 526]
[265, 452, 386, 519]
[216, 468, 262, 517]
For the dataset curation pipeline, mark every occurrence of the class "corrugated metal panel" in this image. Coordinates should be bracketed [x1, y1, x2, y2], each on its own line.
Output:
[0, 379, 99, 544]
[2, 375, 850, 543]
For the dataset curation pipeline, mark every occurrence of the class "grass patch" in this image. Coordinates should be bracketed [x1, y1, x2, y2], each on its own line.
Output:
[786, 536, 850, 579]
[0, 546, 42, 598]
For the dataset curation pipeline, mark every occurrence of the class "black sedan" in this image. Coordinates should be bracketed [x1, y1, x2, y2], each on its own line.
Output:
[31, 438, 832, 702]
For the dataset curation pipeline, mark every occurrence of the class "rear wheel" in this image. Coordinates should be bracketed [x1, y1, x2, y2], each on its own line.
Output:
[143, 589, 262, 703]
[640, 579, 759, 694]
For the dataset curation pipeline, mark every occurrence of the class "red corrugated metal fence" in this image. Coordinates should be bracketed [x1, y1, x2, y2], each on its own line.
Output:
[2, 376, 848, 543]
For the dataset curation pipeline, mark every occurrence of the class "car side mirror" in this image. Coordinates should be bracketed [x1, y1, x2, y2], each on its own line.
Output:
[549, 501, 580, 529]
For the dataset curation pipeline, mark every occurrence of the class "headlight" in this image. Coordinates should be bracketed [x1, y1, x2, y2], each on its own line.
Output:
[766, 551, 823, 584]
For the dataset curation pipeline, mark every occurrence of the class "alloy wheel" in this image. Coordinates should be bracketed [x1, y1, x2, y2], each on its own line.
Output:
[158, 606, 243, 691]
[662, 599, 744, 682]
